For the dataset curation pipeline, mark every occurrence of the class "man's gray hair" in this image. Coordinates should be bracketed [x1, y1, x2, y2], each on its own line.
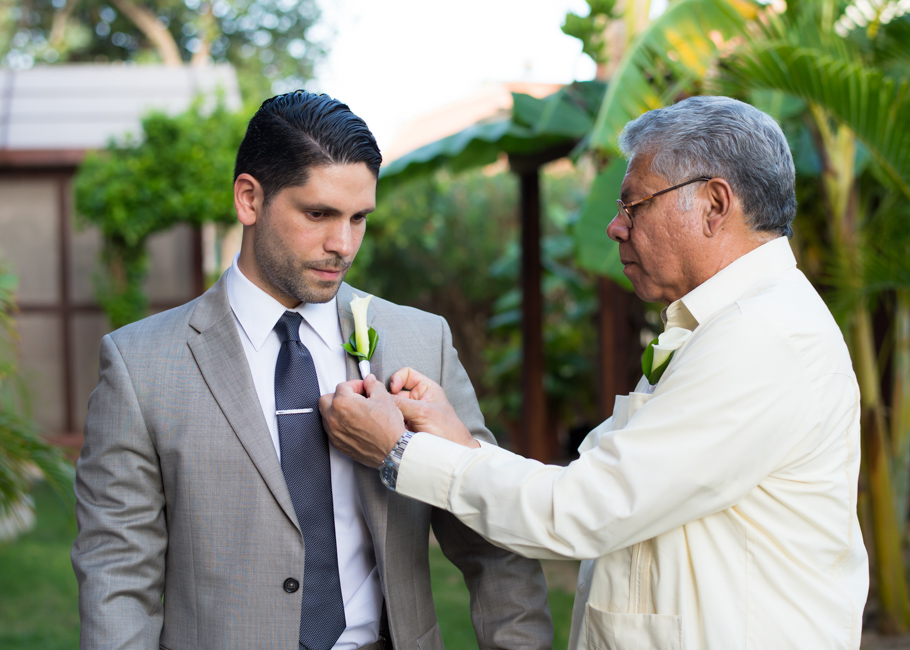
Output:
[618, 96, 796, 237]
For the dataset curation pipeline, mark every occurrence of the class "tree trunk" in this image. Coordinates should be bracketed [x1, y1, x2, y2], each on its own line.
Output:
[892, 292, 910, 531]
[190, 1, 216, 67]
[855, 304, 910, 633]
[110, 0, 182, 66]
[50, 0, 79, 49]
[809, 103, 910, 633]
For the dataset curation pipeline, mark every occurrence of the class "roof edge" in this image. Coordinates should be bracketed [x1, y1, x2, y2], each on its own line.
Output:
[0, 148, 86, 169]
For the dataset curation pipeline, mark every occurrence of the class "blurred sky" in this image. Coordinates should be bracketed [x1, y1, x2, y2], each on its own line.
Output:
[309, 0, 599, 153]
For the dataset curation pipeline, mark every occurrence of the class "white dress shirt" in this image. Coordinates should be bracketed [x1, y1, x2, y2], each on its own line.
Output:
[397, 237, 869, 649]
[226, 257, 382, 649]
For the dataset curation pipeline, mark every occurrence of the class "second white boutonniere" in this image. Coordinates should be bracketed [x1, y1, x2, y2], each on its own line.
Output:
[642, 327, 692, 385]
[341, 293, 378, 378]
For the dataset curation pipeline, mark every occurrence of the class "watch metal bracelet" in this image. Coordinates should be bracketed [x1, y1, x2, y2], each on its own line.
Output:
[379, 431, 414, 491]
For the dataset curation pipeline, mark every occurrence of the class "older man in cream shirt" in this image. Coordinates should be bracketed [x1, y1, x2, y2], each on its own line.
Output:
[320, 96, 869, 649]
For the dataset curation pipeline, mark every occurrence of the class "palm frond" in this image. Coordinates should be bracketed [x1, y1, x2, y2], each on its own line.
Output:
[715, 44, 910, 200]
[848, 14, 910, 79]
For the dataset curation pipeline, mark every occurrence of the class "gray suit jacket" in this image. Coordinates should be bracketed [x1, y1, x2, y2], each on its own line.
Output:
[72, 277, 553, 650]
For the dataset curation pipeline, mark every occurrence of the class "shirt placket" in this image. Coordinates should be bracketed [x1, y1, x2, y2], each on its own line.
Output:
[629, 539, 654, 614]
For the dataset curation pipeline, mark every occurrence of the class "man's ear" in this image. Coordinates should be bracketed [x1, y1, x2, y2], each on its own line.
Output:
[702, 177, 735, 237]
[234, 173, 263, 227]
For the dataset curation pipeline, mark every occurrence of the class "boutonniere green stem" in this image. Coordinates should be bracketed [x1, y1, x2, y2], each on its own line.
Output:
[341, 293, 378, 378]
[642, 327, 693, 385]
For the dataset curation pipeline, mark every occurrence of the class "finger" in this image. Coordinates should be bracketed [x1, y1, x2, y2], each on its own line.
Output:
[390, 367, 431, 394]
[388, 369, 406, 394]
[390, 369, 433, 401]
[363, 374, 391, 399]
[318, 393, 345, 428]
[396, 397, 430, 425]
[334, 379, 365, 397]
[390, 391, 412, 412]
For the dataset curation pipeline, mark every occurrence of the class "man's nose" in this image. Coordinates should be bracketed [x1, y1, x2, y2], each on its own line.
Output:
[607, 213, 630, 243]
[325, 220, 355, 257]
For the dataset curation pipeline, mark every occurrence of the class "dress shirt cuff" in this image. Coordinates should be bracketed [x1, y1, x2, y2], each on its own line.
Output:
[396, 432, 482, 509]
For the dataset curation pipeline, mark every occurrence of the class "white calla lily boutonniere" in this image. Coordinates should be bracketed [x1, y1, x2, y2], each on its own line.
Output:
[342, 293, 378, 378]
[642, 327, 693, 385]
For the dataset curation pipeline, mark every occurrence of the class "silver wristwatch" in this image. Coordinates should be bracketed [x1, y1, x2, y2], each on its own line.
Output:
[379, 431, 414, 491]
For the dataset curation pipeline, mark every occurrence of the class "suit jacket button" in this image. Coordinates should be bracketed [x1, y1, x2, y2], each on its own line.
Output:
[283, 578, 300, 593]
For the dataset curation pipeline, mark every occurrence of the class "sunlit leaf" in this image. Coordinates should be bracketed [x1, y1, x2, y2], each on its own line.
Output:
[574, 158, 631, 283]
[589, 0, 762, 155]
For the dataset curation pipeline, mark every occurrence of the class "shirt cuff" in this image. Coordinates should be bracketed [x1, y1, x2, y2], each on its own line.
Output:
[396, 432, 478, 509]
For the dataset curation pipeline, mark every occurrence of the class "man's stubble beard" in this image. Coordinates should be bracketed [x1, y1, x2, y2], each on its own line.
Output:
[253, 209, 351, 305]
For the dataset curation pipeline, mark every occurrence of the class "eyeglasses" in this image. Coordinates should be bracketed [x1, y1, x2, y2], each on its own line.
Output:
[616, 177, 712, 227]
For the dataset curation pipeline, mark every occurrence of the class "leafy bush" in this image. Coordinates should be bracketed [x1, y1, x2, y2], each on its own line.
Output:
[0, 265, 74, 543]
[347, 164, 599, 446]
[75, 99, 250, 328]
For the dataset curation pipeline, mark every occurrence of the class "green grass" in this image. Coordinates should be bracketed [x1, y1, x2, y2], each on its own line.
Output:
[427, 535, 578, 649]
[0, 482, 576, 648]
[0, 481, 80, 650]
[544, 568, 576, 649]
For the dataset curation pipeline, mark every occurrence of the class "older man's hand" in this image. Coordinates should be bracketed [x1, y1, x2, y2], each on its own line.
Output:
[389, 367, 479, 449]
[320, 375, 406, 468]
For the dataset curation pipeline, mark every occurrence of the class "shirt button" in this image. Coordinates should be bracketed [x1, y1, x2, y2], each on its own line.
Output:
[283, 578, 300, 593]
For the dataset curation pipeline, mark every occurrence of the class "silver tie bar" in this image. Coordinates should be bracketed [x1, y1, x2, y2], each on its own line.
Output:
[276, 408, 314, 415]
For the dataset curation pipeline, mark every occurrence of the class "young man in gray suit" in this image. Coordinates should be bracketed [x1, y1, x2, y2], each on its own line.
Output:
[72, 91, 553, 650]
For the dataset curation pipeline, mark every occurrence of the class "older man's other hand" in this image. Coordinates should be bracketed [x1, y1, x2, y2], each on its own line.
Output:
[320, 375, 406, 468]
[389, 368, 480, 449]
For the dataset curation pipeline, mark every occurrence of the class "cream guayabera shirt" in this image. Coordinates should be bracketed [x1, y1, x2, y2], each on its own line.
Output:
[397, 237, 869, 650]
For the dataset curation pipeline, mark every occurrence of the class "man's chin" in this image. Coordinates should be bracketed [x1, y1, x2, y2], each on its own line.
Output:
[302, 278, 345, 304]
[624, 268, 658, 303]
[623, 264, 639, 287]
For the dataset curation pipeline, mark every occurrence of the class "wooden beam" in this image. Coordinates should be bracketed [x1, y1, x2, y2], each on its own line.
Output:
[0, 149, 85, 169]
[192, 226, 205, 297]
[508, 142, 577, 175]
[59, 172, 76, 434]
[518, 170, 548, 462]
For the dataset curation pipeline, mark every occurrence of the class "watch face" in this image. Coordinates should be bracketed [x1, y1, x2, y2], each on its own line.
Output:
[380, 462, 397, 490]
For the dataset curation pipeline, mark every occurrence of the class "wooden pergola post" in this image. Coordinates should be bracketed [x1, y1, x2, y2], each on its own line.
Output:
[508, 144, 574, 461]
[517, 169, 548, 462]
[596, 276, 636, 419]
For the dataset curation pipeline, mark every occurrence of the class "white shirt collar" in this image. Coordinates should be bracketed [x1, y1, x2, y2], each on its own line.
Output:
[663, 236, 796, 331]
[226, 254, 340, 351]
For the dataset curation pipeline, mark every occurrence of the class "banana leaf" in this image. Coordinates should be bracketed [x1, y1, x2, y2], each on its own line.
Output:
[380, 82, 607, 190]
[574, 158, 631, 284]
[589, 0, 762, 155]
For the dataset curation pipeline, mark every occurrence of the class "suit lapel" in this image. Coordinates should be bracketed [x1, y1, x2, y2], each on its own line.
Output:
[187, 276, 300, 531]
[337, 284, 361, 382]
[336, 283, 390, 555]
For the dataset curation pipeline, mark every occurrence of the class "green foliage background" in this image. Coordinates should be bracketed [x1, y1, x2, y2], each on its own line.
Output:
[0, 265, 74, 534]
[347, 165, 600, 450]
[3, 0, 324, 101]
[74, 100, 250, 328]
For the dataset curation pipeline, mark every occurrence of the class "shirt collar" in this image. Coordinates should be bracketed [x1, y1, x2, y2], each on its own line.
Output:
[226, 254, 340, 351]
[662, 236, 796, 331]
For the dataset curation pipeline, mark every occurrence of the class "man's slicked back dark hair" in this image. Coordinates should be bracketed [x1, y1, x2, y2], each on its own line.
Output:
[234, 90, 382, 205]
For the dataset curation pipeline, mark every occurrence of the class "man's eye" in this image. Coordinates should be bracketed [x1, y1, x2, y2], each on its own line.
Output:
[306, 211, 325, 219]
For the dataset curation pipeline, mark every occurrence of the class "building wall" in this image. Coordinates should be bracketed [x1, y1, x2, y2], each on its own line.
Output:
[0, 171, 199, 434]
